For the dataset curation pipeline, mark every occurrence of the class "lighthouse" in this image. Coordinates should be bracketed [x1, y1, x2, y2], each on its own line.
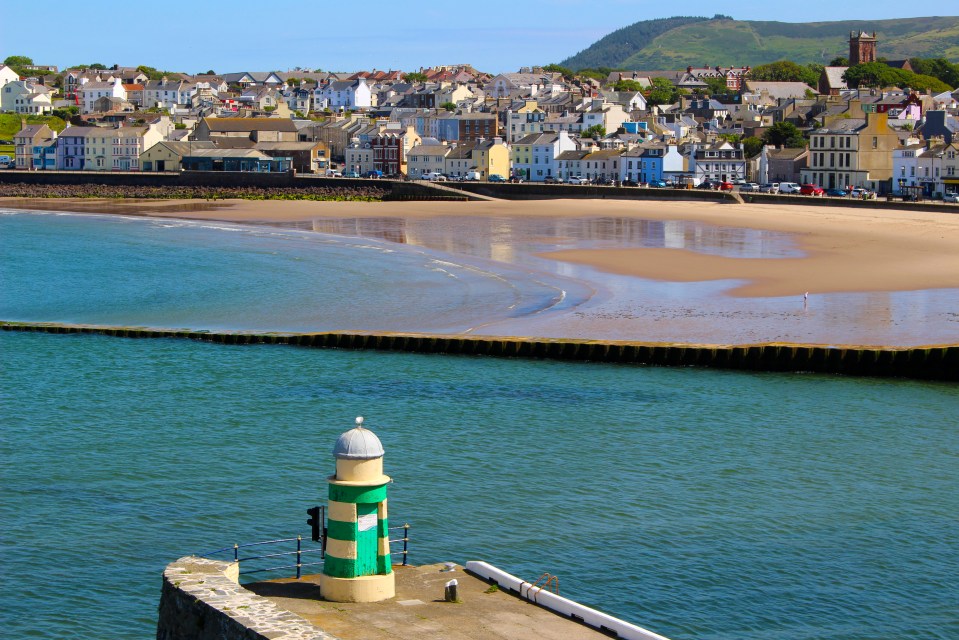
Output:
[321, 417, 395, 602]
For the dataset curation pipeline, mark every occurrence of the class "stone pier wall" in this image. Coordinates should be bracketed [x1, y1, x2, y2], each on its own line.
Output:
[156, 556, 334, 640]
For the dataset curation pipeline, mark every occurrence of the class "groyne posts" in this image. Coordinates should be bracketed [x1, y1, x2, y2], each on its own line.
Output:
[3, 323, 957, 381]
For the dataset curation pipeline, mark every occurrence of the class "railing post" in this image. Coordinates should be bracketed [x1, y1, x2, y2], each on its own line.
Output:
[234, 543, 239, 563]
[296, 535, 302, 580]
[403, 523, 409, 566]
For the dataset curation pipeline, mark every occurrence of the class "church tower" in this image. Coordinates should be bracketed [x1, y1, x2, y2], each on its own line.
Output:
[849, 31, 877, 66]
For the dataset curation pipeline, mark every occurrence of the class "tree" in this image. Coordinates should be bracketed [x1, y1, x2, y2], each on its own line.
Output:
[645, 77, 679, 106]
[581, 124, 606, 138]
[613, 79, 644, 92]
[763, 121, 806, 148]
[204, 69, 216, 75]
[542, 64, 574, 80]
[4, 55, 33, 67]
[829, 56, 849, 67]
[742, 136, 763, 158]
[908, 57, 959, 88]
[749, 60, 819, 86]
[403, 72, 428, 83]
[440, 101, 457, 112]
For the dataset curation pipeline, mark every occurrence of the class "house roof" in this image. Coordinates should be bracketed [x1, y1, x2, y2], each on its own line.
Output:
[15, 124, 50, 139]
[184, 148, 274, 159]
[745, 82, 818, 100]
[204, 117, 297, 132]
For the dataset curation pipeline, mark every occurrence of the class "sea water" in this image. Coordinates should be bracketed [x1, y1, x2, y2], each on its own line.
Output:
[0, 211, 588, 334]
[2, 211, 958, 639]
[2, 332, 957, 640]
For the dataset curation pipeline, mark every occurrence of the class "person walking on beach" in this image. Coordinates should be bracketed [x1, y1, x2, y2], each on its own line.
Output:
[804, 291, 809, 308]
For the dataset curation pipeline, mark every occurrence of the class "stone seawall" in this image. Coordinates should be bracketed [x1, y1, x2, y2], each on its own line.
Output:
[3, 322, 956, 381]
[157, 556, 333, 640]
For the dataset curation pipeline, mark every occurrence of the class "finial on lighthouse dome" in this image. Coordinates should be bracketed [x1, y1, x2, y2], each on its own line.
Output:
[332, 416, 385, 460]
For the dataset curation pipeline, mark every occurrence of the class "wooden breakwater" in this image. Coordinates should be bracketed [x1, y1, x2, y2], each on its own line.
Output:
[4, 322, 957, 381]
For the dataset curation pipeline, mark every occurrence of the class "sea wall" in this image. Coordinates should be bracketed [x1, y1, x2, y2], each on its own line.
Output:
[156, 556, 333, 640]
[3, 323, 956, 381]
[2, 171, 957, 210]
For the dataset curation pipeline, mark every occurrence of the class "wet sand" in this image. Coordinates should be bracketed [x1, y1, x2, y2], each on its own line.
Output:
[5, 197, 959, 346]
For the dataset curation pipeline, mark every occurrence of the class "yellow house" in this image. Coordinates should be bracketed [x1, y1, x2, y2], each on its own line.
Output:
[472, 138, 510, 179]
[801, 111, 900, 192]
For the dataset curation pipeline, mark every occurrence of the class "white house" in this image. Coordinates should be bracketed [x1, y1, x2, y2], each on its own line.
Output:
[79, 78, 127, 114]
[0, 64, 20, 89]
[510, 131, 576, 181]
[406, 141, 451, 178]
[314, 78, 372, 111]
[1, 80, 54, 114]
[142, 78, 196, 111]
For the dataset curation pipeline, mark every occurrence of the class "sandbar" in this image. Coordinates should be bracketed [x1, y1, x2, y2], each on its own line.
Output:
[6, 196, 959, 298]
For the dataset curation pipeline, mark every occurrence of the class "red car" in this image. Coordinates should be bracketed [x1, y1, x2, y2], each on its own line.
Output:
[718, 181, 734, 191]
[800, 183, 824, 196]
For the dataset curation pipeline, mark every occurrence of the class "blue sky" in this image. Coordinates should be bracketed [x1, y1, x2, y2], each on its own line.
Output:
[2, 1, 934, 75]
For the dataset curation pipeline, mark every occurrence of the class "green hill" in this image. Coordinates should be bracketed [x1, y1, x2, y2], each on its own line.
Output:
[561, 16, 959, 70]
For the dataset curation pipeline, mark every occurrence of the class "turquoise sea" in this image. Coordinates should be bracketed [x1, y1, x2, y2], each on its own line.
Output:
[2, 210, 958, 639]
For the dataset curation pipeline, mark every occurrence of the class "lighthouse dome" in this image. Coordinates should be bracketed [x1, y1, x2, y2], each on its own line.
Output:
[332, 417, 385, 460]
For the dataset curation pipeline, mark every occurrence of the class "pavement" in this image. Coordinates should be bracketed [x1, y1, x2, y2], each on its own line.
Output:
[245, 563, 615, 640]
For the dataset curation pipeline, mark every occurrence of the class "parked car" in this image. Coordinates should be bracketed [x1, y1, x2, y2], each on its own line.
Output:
[779, 182, 802, 193]
[943, 192, 959, 203]
[488, 174, 506, 182]
[849, 187, 875, 199]
[326, 170, 342, 178]
[759, 183, 780, 194]
[696, 180, 717, 190]
[731, 178, 748, 185]
[363, 170, 383, 179]
[648, 179, 668, 188]
[509, 175, 525, 183]
[567, 175, 589, 185]
[543, 176, 561, 184]
[423, 172, 447, 182]
[739, 183, 761, 192]
[718, 181, 735, 191]
[800, 184, 825, 196]
[592, 176, 612, 185]
[621, 178, 639, 187]
[342, 171, 360, 178]
[824, 188, 848, 197]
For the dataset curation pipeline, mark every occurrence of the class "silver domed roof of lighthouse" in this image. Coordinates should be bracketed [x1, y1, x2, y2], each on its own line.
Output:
[332, 417, 385, 460]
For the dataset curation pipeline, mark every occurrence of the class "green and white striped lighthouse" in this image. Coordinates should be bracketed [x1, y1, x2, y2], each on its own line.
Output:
[320, 417, 395, 603]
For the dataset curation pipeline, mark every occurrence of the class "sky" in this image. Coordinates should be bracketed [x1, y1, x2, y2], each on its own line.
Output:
[1, 1, 938, 75]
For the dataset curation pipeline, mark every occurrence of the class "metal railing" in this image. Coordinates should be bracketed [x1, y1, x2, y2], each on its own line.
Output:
[199, 522, 411, 581]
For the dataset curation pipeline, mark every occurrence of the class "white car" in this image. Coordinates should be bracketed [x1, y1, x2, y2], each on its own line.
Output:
[567, 176, 589, 185]
[739, 183, 761, 192]
[759, 183, 780, 194]
[943, 192, 959, 203]
[779, 182, 802, 194]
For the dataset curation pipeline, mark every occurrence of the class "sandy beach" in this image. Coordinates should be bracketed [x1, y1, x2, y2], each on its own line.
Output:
[5, 196, 959, 346]
[7, 196, 959, 296]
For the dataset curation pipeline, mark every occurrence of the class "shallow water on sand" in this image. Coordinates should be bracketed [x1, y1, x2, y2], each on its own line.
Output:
[4, 210, 957, 345]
